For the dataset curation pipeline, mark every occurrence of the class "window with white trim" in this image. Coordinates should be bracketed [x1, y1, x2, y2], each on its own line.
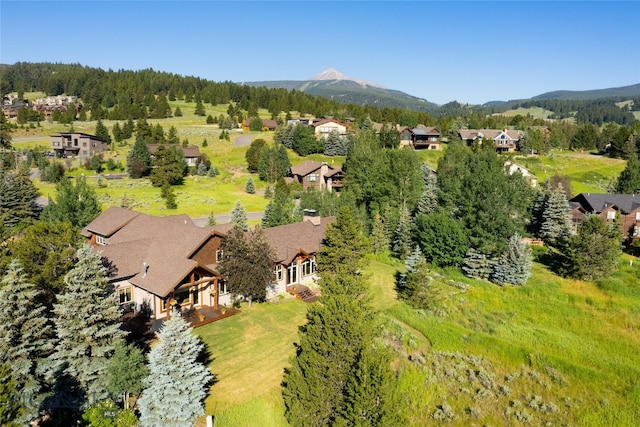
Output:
[219, 280, 228, 295]
[308, 174, 318, 182]
[275, 265, 283, 281]
[635, 211, 640, 221]
[302, 258, 315, 276]
[118, 286, 132, 304]
[216, 249, 224, 262]
[607, 210, 616, 220]
[95, 235, 107, 245]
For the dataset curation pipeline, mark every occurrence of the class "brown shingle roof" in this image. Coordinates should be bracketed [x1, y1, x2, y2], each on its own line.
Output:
[290, 160, 324, 177]
[82, 206, 140, 238]
[262, 217, 335, 265]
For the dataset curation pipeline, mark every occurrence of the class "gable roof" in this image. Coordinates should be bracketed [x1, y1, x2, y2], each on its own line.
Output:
[83, 209, 217, 297]
[262, 217, 335, 265]
[147, 144, 201, 158]
[311, 118, 348, 128]
[459, 129, 523, 140]
[569, 193, 640, 214]
[290, 160, 343, 178]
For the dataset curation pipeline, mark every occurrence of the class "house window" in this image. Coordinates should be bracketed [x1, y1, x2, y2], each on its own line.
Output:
[308, 174, 318, 182]
[118, 286, 132, 304]
[216, 249, 224, 262]
[302, 258, 315, 276]
[402, 134, 411, 140]
[83, 142, 87, 147]
[74, 138, 78, 146]
[174, 287, 191, 305]
[635, 212, 640, 221]
[192, 285, 199, 305]
[607, 210, 616, 220]
[95, 235, 107, 245]
[92, 142, 98, 147]
[219, 280, 228, 295]
[275, 265, 283, 281]
[161, 299, 167, 311]
[52, 141, 60, 146]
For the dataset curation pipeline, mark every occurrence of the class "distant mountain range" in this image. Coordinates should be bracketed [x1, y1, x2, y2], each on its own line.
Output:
[244, 68, 439, 113]
[245, 68, 639, 111]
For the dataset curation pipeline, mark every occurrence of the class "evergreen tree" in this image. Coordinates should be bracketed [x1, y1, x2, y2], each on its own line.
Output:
[230, 200, 248, 231]
[245, 176, 256, 194]
[245, 138, 266, 173]
[174, 106, 182, 117]
[0, 112, 12, 149]
[127, 137, 151, 178]
[206, 211, 216, 226]
[112, 122, 123, 142]
[207, 165, 219, 178]
[150, 146, 183, 187]
[194, 99, 206, 116]
[275, 143, 291, 179]
[370, 212, 390, 254]
[462, 247, 493, 280]
[41, 176, 101, 228]
[283, 207, 402, 426]
[0, 168, 40, 229]
[539, 188, 573, 246]
[563, 215, 622, 281]
[51, 244, 126, 404]
[94, 119, 111, 145]
[89, 154, 103, 174]
[415, 164, 438, 215]
[196, 161, 207, 176]
[264, 185, 273, 199]
[0, 260, 55, 423]
[106, 341, 148, 410]
[0, 363, 22, 426]
[166, 126, 180, 144]
[161, 183, 178, 209]
[398, 257, 434, 309]
[316, 206, 369, 278]
[615, 152, 640, 193]
[489, 233, 533, 286]
[396, 245, 424, 294]
[324, 130, 348, 156]
[391, 206, 412, 259]
[138, 311, 212, 427]
[5, 221, 79, 305]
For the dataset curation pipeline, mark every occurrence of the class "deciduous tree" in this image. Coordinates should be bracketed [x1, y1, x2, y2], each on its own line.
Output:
[41, 176, 101, 228]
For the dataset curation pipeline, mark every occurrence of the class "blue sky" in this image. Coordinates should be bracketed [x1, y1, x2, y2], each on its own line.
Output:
[1, 1, 639, 105]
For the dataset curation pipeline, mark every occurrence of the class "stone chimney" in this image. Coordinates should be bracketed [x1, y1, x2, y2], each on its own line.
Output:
[303, 209, 321, 226]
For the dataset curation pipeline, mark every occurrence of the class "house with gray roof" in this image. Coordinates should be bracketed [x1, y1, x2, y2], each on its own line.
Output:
[400, 125, 441, 150]
[82, 207, 334, 321]
[459, 128, 523, 153]
[568, 193, 640, 238]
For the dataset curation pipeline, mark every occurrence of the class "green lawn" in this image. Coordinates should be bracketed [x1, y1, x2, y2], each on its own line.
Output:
[190, 255, 640, 426]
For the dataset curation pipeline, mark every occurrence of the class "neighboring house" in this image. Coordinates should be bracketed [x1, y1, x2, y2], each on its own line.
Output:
[241, 118, 278, 131]
[82, 207, 334, 320]
[147, 144, 201, 167]
[504, 161, 537, 187]
[2, 103, 28, 119]
[568, 193, 640, 239]
[263, 210, 335, 298]
[289, 160, 344, 192]
[50, 132, 108, 161]
[400, 125, 441, 150]
[459, 128, 523, 153]
[311, 118, 348, 139]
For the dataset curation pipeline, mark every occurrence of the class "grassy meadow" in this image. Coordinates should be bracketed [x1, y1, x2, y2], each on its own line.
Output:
[192, 254, 639, 426]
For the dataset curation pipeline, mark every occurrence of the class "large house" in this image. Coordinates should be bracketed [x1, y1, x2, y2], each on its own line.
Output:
[400, 126, 441, 150]
[50, 132, 109, 161]
[568, 193, 640, 239]
[458, 129, 523, 153]
[288, 160, 344, 192]
[82, 207, 333, 320]
[241, 118, 278, 131]
[311, 118, 348, 139]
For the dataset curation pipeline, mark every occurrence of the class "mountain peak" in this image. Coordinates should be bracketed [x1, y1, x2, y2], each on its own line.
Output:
[307, 68, 385, 89]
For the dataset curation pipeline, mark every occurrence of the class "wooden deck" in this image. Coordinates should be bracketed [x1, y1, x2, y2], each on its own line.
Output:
[286, 284, 320, 303]
[122, 305, 240, 343]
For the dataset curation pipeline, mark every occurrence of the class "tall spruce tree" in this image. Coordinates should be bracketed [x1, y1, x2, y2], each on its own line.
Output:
[230, 200, 248, 231]
[0, 260, 55, 423]
[138, 310, 212, 427]
[0, 168, 40, 229]
[462, 247, 493, 280]
[370, 212, 390, 254]
[41, 175, 101, 228]
[539, 188, 573, 246]
[615, 152, 640, 194]
[126, 137, 152, 178]
[563, 215, 622, 281]
[94, 119, 112, 145]
[391, 206, 412, 259]
[51, 244, 126, 404]
[283, 206, 401, 426]
[489, 233, 533, 286]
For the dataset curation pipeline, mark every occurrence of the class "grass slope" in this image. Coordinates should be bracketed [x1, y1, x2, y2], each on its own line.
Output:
[191, 253, 639, 426]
